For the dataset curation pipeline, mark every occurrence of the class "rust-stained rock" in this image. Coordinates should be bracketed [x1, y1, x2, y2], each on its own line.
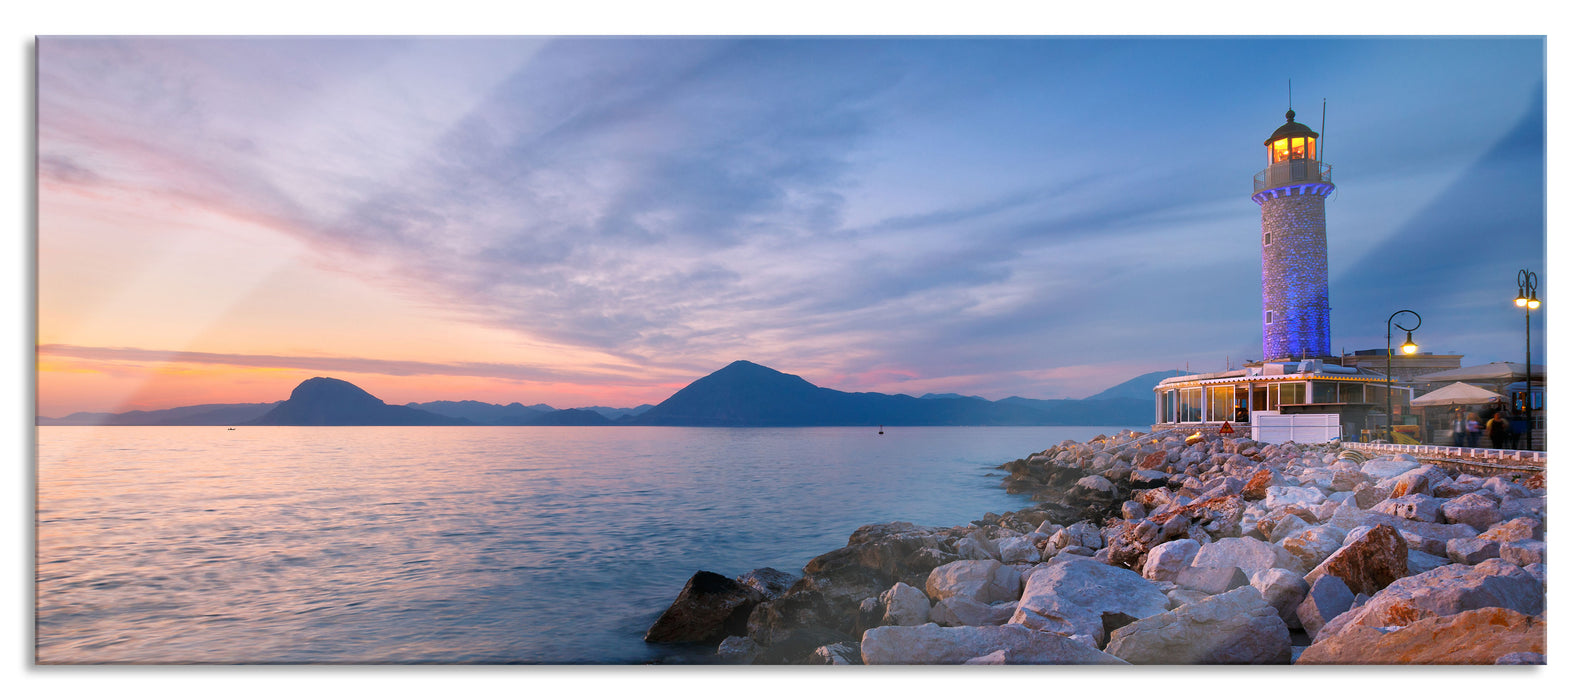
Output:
[1322, 559, 1543, 638]
[1303, 524, 1408, 597]
[1135, 450, 1168, 472]
[1241, 468, 1273, 501]
[1298, 607, 1545, 665]
[1479, 517, 1543, 543]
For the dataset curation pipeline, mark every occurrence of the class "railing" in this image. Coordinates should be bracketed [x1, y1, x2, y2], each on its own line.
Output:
[1254, 159, 1331, 193]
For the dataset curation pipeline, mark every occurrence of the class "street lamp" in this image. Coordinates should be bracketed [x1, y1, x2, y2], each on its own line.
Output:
[1384, 309, 1421, 444]
[1516, 269, 1540, 450]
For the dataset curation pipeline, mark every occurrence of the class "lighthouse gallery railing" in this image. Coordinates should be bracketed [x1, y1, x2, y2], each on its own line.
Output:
[1254, 160, 1332, 193]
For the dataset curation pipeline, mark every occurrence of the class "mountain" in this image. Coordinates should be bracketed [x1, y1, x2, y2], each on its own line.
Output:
[37, 402, 281, 426]
[631, 361, 1154, 427]
[37, 366, 1172, 428]
[1084, 370, 1189, 402]
[574, 405, 655, 420]
[406, 400, 555, 425]
[247, 377, 470, 426]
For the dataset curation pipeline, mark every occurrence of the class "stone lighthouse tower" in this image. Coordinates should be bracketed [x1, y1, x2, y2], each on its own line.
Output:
[1254, 109, 1334, 361]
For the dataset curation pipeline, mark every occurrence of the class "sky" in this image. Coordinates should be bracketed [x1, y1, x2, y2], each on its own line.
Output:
[34, 35, 1548, 417]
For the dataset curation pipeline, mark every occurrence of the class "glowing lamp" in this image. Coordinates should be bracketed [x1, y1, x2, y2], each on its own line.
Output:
[1400, 331, 1418, 355]
[1515, 295, 1529, 308]
[1528, 299, 1540, 310]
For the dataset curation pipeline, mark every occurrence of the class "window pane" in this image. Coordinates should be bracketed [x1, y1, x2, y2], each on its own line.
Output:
[1340, 382, 1364, 403]
[1312, 381, 1337, 403]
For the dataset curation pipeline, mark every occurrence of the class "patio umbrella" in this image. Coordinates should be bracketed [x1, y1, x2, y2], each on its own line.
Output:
[1409, 381, 1503, 407]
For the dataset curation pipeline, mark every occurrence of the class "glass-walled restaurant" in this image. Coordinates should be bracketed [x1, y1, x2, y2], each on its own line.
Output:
[1154, 368, 1412, 440]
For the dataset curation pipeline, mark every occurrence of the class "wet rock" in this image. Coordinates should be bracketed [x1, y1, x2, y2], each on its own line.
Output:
[1303, 524, 1409, 597]
[925, 559, 1022, 604]
[1298, 607, 1544, 665]
[644, 570, 764, 644]
[860, 622, 1128, 665]
[716, 635, 761, 664]
[746, 588, 847, 648]
[1104, 586, 1291, 665]
[1009, 558, 1170, 646]
[754, 626, 855, 664]
[806, 642, 860, 665]
[737, 567, 800, 600]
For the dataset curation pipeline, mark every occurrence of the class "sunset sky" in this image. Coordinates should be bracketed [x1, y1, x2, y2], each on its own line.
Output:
[35, 36, 1547, 417]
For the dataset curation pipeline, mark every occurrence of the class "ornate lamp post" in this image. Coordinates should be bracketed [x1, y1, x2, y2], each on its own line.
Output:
[1384, 309, 1421, 444]
[1515, 269, 1540, 450]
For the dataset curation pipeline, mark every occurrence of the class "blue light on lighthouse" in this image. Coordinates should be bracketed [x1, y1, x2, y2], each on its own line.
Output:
[1254, 109, 1334, 361]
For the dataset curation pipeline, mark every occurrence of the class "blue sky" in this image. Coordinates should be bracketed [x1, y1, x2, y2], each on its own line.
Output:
[35, 35, 1547, 411]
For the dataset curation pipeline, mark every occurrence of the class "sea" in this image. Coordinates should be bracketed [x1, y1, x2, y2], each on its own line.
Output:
[34, 424, 1140, 664]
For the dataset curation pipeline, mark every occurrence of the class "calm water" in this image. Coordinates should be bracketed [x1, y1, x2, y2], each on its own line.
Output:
[35, 425, 1137, 664]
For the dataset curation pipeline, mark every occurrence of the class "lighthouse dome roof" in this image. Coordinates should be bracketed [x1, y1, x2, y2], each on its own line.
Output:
[1264, 109, 1319, 146]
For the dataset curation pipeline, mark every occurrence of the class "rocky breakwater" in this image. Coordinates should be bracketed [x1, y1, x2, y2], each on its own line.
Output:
[645, 430, 1546, 664]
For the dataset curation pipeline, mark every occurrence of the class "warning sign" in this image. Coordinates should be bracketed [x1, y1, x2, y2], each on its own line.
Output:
[1219, 421, 1235, 435]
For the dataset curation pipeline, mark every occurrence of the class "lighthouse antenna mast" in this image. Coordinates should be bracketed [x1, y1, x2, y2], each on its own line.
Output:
[1320, 98, 1327, 164]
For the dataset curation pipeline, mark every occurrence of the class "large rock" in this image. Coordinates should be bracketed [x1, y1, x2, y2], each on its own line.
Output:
[1141, 538, 1201, 581]
[1277, 524, 1347, 572]
[1104, 586, 1291, 665]
[1500, 539, 1545, 567]
[1446, 536, 1502, 565]
[1264, 485, 1325, 511]
[859, 623, 1127, 665]
[716, 635, 761, 664]
[644, 570, 763, 643]
[1072, 474, 1118, 501]
[1303, 524, 1409, 597]
[803, 522, 957, 593]
[737, 567, 800, 600]
[928, 596, 1018, 627]
[1360, 458, 1419, 481]
[1441, 493, 1502, 531]
[1319, 559, 1544, 641]
[1479, 516, 1543, 543]
[879, 582, 931, 627]
[1370, 495, 1445, 523]
[1250, 568, 1308, 629]
[1172, 566, 1250, 595]
[1296, 574, 1354, 638]
[925, 559, 1022, 604]
[1192, 537, 1298, 578]
[1298, 607, 1545, 665]
[1009, 558, 1170, 646]
[996, 536, 1042, 564]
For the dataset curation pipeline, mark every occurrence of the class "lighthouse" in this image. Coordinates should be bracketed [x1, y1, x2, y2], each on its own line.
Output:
[1253, 109, 1334, 361]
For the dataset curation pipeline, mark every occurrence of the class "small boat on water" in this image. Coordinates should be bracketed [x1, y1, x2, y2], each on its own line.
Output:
[878, 425, 884, 435]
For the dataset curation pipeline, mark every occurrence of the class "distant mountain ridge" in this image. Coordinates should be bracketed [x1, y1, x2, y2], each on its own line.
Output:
[38, 363, 1171, 427]
[628, 361, 1155, 427]
[248, 377, 469, 426]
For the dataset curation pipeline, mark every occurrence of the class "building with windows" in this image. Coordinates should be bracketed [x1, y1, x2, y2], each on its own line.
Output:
[1151, 108, 1423, 441]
